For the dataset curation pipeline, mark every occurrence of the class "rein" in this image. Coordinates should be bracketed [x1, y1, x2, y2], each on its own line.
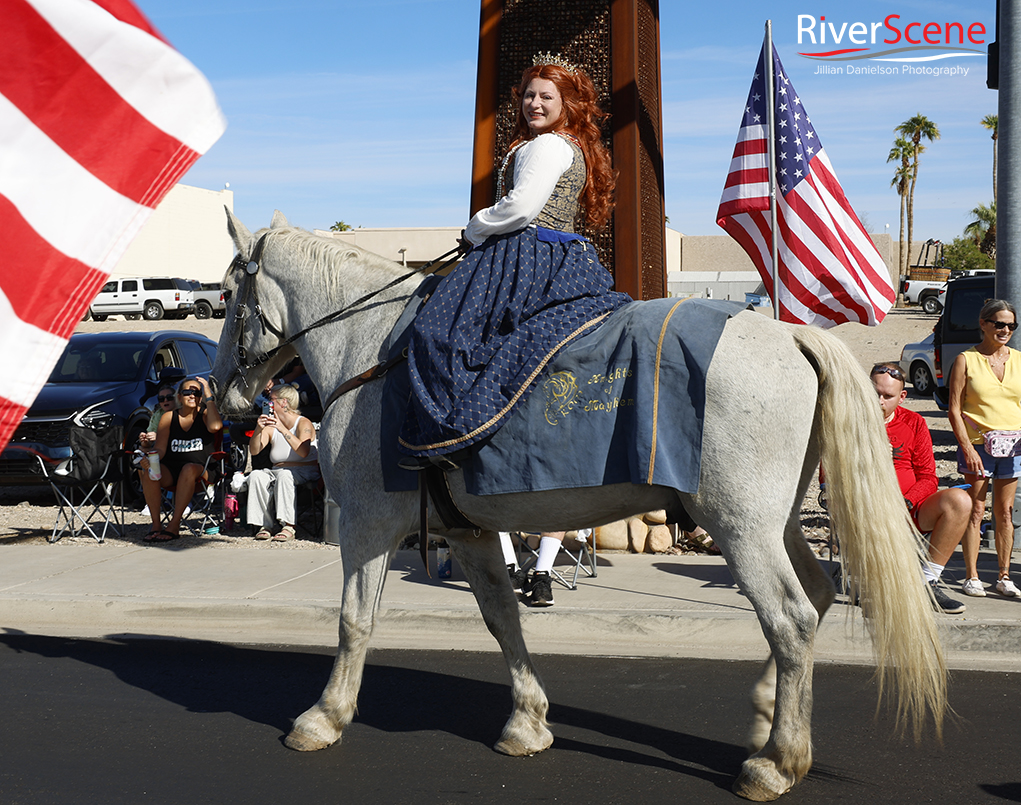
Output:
[225, 236, 461, 395]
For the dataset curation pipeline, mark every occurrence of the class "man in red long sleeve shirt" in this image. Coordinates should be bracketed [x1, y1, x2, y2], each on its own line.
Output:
[872, 362, 970, 613]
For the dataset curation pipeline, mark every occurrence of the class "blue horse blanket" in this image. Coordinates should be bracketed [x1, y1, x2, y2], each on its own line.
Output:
[381, 289, 747, 497]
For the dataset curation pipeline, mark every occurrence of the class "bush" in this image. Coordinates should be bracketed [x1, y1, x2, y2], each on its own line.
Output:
[942, 237, 995, 273]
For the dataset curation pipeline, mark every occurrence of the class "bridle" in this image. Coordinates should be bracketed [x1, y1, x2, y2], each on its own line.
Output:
[219, 232, 462, 406]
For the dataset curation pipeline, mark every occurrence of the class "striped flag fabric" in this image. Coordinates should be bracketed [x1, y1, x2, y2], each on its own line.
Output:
[716, 43, 895, 327]
[0, 0, 226, 451]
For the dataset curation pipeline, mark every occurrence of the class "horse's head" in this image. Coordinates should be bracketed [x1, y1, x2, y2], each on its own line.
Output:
[211, 209, 300, 418]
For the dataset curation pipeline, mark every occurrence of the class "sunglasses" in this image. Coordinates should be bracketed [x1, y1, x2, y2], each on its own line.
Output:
[180, 388, 202, 398]
[985, 319, 1019, 331]
[157, 394, 175, 402]
[871, 364, 904, 381]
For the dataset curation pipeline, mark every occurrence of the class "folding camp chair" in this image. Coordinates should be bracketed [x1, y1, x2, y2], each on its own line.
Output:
[160, 434, 228, 537]
[293, 476, 325, 540]
[32, 424, 124, 543]
[510, 529, 597, 590]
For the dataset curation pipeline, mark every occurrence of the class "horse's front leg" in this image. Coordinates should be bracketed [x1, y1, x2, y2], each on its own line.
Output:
[285, 548, 392, 751]
[448, 530, 552, 756]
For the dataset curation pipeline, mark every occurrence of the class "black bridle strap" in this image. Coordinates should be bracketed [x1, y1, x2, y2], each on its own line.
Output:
[238, 245, 462, 372]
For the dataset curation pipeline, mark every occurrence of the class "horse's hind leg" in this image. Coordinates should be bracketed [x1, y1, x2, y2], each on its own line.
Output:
[448, 531, 553, 756]
[285, 549, 392, 751]
[747, 469, 835, 756]
[724, 530, 819, 802]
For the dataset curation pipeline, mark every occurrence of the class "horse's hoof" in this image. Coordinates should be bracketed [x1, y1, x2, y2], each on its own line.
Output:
[284, 728, 338, 752]
[733, 757, 794, 802]
[493, 725, 553, 757]
[284, 708, 344, 752]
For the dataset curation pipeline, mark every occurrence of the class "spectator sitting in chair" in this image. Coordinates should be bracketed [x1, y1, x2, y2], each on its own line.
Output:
[273, 357, 320, 410]
[246, 384, 320, 542]
[870, 362, 971, 613]
[138, 382, 179, 452]
[139, 376, 222, 541]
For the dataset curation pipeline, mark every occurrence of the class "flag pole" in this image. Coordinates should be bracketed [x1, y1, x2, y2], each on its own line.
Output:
[764, 20, 780, 321]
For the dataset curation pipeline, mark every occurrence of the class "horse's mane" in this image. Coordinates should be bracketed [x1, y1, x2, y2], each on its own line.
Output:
[265, 227, 410, 303]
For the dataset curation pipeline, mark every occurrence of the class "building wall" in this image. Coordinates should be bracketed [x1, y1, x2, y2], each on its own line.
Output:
[672, 231, 896, 299]
[315, 227, 464, 268]
[113, 184, 235, 282]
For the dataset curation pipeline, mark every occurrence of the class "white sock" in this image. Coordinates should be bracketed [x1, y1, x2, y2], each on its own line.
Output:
[498, 532, 518, 569]
[922, 561, 944, 584]
[535, 536, 561, 573]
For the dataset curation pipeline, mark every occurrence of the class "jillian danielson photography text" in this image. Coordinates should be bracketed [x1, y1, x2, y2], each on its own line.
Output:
[813, 64, 973, 77]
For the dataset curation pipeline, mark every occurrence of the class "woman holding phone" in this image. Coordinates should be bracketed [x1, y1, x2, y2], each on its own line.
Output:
[245, 384, 320, 541]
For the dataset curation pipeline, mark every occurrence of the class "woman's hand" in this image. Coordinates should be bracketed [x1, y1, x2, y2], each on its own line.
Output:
[962, 443, 986, 477]
[139, 431, 156, 448]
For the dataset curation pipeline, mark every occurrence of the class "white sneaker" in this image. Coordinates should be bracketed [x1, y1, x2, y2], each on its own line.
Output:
[961, 578, 987, 597]
[996, 577, 1020, 597]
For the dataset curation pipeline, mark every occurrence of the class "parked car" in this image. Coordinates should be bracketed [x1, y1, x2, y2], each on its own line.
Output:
[902, 269, 994, 316]
[0, 331, 218, 487]
[185, 280, 226, 319]
[901, 278, 945, 314]
[88, 277, 195, 321]
[898, 333, 936, 395]
[932, 274, 994, 408]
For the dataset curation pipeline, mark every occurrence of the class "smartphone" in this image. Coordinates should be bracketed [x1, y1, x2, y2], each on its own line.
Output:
[262, 399, 274, 417]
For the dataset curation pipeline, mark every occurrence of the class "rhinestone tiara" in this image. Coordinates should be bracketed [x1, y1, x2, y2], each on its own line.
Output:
[532, 51, 577, 73]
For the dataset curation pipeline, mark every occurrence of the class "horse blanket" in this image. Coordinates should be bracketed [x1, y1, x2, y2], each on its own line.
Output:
[381, 286, 747, 497]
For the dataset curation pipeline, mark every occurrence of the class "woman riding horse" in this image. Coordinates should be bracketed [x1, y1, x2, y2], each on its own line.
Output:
[398, 54, 631, 468]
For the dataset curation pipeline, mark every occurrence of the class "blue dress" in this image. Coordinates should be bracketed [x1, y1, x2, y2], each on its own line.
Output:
[399, 134, 631, 457]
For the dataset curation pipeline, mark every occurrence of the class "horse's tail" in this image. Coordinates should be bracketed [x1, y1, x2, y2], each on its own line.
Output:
[790, 324, 947, 740]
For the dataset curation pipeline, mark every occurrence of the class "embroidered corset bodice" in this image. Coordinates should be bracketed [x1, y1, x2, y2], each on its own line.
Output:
[504, 135, 586, 233]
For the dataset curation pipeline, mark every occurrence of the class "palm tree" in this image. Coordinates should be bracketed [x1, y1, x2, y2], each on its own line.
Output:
[981, 114, 998, 202]
[895, 115, 941, 267]
[887, 137, 914, 275]
[965, 201, 997, 257]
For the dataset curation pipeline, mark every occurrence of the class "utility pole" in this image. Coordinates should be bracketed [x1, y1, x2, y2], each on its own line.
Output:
[997, 0, 1021, 309]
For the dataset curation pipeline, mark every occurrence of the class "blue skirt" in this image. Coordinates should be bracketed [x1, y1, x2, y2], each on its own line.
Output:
[399, 227, 632, 456]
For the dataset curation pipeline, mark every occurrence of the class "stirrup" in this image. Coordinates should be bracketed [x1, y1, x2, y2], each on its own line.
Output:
[397, 453, 462, 472]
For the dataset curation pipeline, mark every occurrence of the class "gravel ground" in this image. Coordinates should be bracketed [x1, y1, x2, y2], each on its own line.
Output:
[0, 307, 952, 552]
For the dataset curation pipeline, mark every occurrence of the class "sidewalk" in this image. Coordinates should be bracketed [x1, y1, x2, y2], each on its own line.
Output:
[2, 544, 1020, 671]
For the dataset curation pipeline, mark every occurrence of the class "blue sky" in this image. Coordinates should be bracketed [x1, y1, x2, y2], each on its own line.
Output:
[137, 0, 997, 244]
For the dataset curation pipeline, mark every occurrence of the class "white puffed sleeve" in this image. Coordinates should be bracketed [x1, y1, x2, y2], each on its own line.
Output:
[464, 134, 575, 245]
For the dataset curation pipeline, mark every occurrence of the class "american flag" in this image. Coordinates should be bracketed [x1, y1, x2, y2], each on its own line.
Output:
[0, 0, 225, 451]
[716, 43, 895, 327]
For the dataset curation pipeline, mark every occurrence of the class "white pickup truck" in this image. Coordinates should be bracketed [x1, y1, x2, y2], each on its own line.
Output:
[901, 278, 946, 313]
[901, 269, 993, 314]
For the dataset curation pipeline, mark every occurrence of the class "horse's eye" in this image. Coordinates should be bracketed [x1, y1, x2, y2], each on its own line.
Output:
[222, 290, 232, 302]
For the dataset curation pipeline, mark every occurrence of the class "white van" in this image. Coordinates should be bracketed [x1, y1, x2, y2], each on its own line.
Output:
[88, 277, 195, 321]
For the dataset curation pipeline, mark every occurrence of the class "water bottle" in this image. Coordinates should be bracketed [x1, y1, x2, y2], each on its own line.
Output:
[223, 494, 238, 531]
[146, 451, 161, 481]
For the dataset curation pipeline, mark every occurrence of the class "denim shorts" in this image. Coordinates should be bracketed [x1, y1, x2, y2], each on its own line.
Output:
[957, 444, 1021, 479]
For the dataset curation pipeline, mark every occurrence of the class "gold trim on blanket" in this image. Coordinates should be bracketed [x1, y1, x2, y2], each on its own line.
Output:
[647, 299, 688, 484]
[400, 312, 612, 453]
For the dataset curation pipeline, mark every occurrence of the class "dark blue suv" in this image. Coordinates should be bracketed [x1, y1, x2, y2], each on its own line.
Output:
[0, 330, 218, 485]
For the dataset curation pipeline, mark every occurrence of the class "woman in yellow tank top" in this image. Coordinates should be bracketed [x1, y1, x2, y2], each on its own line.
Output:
[948, 299, 1021, 598]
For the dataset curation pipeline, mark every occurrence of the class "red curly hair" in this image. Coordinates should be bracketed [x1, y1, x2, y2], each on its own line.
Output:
[510, 63, 615, 232]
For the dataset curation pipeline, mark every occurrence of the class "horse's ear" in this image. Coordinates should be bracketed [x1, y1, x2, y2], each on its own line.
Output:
[270, 210, 289, 229]
[225, 207, 253, 256]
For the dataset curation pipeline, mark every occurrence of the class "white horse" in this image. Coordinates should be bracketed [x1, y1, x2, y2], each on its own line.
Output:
[212, 211, 946, 802]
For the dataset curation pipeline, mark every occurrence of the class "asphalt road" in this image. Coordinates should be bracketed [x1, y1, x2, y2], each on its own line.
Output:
[1, 635, 1019, 804]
